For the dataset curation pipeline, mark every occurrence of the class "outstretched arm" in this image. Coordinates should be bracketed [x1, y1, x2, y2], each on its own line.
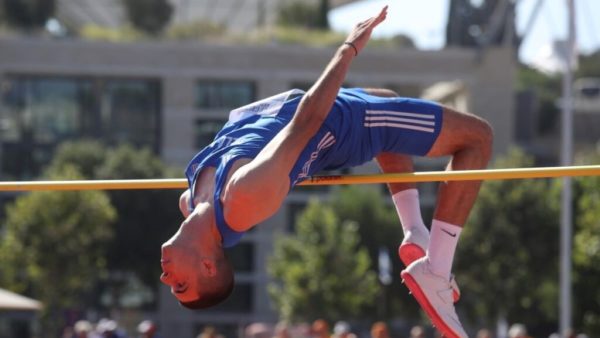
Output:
[292, 5, 388, 137]
[222, 6, 389, 231]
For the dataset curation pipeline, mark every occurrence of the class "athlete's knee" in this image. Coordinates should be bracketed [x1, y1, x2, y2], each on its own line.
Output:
[466, 115, 493, 163]
[475, 117, 493, 155]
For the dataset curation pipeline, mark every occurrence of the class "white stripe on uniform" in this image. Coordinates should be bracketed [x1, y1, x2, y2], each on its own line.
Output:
[366, 110, 436, 120]
[363, 122, 435, 133]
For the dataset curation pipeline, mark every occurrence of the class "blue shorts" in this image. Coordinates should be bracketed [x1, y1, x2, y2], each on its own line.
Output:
[290, 88, 443, 183]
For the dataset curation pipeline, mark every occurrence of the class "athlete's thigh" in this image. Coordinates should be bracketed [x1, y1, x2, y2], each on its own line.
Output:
[426, 106, 493, 157]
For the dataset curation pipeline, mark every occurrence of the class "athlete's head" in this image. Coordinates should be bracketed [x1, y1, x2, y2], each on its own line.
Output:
[160, 222, 234, 309]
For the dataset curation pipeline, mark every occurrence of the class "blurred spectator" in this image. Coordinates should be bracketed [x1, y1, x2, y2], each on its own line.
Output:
[291, 322, 312, 338]
[74, 320, 93, 338]
[370, 322, 390, 338]
[476, 329, 493, 338]
[332, 321, 356, 338]
[138, 320, 161, 338]
[409, 325, 425, 338]
[97, 319, 127, 338]
[311, 319, 330, 338]
[508, 324, 530, 338]
[199, 326, 225, 338]
[274, 322, 291, 338]
[244, 323, 272, 338]
[62, 326, 75, 338]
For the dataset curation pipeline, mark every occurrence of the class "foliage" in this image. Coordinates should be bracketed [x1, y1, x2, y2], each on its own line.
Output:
[576, 51, 600, 78]
[268, 199, 378, 322]
[121, 0, 173, 35]
[277, 0, 328, 29]
[96, 145, 181, 307]
[48, 139, 107, 178]
[166, 20, 227, 41]
[45, 141, 181, 309]
[257, 26, 345, 47]
[0, 165, 115, 333]
[572, 151, 600, 336]
[79, 24, 144, 42]
[454, 148, 560, 332]
[1, 0, 55, 30]
[329, 185, 421, 318]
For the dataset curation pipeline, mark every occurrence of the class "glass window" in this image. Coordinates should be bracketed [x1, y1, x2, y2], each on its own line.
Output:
[0, 75, 161, 179]
[196, 81, 255, 109]
[102, 79, 161, 151]
[1, 76, 95, 178]
[195, 119, 227, 148]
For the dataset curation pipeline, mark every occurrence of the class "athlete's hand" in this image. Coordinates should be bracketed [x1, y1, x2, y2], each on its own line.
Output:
[344, 5, 388, 55]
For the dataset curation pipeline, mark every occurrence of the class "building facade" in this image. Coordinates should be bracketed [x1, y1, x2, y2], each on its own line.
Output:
[0, 37, 516, 337]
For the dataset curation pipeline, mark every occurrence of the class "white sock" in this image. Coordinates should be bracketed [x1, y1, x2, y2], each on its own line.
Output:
[427, 219, 462, 279]
[392, 189, 427, 235]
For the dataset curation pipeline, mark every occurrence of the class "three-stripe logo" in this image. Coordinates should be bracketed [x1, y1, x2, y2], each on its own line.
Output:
[364, 110, 436, 133]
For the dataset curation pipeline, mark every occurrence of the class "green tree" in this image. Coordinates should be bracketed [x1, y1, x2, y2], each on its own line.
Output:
[277, 0, 329, 30]
[121, 0, 173, 35]
[45, 141, 181, 309]
[329, 185, 421, 318]
[0, 166, 115, 334]
[576, 50, 600, 78]
[96, 145, 181, 308]
[1, 0, 55, 30]
[268, 199, 378, 322]
[48, 139, 107, 178]
[573, 151, 600, 336]
[455, 148, 560, 333]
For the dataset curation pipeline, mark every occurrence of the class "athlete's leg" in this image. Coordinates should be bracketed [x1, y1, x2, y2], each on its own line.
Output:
[401, 106, 491, 338]
[426, 106, 493, 225]
[363, 89, 427, 258]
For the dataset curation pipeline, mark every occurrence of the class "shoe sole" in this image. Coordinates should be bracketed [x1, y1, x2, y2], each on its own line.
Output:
[401, 271, 463, 338]
[398, 243, 426, 267]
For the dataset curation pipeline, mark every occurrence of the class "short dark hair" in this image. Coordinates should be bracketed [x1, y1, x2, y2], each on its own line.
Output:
[179, 257, 235, 310]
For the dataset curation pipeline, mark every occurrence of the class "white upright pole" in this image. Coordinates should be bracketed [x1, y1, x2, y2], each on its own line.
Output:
[560, 0, 576, 336]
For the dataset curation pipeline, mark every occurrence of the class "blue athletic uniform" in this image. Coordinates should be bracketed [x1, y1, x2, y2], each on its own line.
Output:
[185, 88, 443, 247]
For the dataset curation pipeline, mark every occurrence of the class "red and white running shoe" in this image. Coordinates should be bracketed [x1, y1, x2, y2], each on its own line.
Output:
[398, 229, 461, 302]
[401, 257, 468, 338]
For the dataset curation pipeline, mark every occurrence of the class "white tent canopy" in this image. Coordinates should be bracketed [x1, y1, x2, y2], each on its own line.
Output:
[0, 288, 42, 311]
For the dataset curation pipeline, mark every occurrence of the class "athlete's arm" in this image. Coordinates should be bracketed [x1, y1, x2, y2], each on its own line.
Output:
[221, 7, 388, 231]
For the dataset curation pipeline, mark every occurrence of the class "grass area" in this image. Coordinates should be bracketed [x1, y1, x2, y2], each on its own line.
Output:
[75, 21, 415, 50]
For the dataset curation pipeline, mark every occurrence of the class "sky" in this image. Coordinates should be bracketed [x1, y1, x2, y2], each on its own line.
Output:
[329, 0, 600, 66]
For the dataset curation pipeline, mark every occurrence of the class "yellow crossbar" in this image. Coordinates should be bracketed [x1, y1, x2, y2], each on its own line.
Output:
[0, 165, 598, 192]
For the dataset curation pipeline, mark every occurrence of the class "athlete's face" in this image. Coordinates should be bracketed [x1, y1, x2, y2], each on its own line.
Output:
[160, 241, 201, 303]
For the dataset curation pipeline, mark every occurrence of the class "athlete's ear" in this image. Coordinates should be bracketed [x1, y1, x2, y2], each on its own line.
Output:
[200, 258, 218, 277]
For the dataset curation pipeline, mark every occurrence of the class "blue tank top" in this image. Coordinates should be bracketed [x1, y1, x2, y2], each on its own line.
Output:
[185, 88, 442, 247]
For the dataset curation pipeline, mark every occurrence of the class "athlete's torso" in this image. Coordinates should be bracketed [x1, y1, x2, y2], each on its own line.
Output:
[185, 88, 442, 247]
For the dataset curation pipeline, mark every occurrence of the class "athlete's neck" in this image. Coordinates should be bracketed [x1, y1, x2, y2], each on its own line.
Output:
[193, 166, 217, 204]
[175, 202, 222, 253]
